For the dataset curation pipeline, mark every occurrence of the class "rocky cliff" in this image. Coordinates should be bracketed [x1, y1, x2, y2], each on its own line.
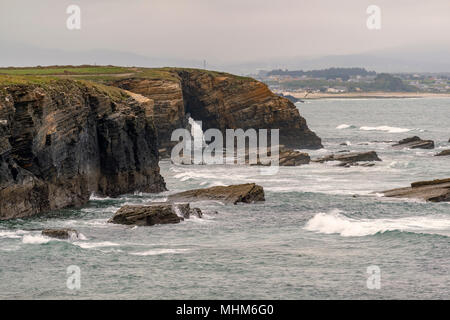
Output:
[114, 69, 322, 151]
[113, 77, 186, 152]
[0, 79, 166, 219]
[0, 67, 322, 219]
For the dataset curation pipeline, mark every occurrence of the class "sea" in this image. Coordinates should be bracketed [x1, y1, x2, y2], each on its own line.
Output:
[0, 97, 449, 299]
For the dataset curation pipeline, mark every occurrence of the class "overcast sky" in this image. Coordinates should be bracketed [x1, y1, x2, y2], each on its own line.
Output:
[1, 0, 449, 69]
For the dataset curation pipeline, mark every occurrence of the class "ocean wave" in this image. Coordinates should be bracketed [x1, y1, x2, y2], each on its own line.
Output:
[22, 234, 54, 244]
[73, 241, 120, 249]
[304, 210, 450, 237]
[129, 248, 190, 256]
[21, 231, 87, 244]
[89, 193, 113, 201]
[359, 126, 411, 133]
[0, 245, 20, 252]
[336, 124, 356, 130]
[0, 229, 28, 239]
[388, 160, 414, 169]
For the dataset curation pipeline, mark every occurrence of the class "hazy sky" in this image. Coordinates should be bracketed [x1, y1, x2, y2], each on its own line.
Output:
[1, 0, 449, 68]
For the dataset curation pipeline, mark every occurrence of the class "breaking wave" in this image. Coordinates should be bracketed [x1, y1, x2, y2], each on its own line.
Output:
[129, 248, 190, 256]
[304, 210, 450, 237]
[359, 126, 411, 133]
[336, 124, 357, 129]
[22, 234, 54, 244]
[73, 241, 120, 249]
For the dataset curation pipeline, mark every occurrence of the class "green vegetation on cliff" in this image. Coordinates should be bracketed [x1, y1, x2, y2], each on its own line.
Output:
[0, 65, 133, 76]
[0, 66, 254, 84]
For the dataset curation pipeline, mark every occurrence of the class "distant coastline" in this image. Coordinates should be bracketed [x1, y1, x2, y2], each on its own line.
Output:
[282, 91, 450, 100]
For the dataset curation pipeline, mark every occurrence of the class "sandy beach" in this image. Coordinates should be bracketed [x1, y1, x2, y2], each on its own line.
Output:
[283, 91, 450, 100]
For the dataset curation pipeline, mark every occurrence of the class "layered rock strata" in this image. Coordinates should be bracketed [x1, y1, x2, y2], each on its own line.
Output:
[380, 178, 450, 202]
[114, 69, 322, 152]
[169, 183, 265, 204]
[0, 80, 166, 219]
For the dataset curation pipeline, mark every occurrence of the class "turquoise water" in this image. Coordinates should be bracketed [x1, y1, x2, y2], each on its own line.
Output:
[0, 98, 449, 299]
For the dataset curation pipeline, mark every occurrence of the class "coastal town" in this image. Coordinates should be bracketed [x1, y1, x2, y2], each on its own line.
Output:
[254, 68, 450, 99]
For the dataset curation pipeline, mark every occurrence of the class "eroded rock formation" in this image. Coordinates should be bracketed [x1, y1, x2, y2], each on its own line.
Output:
[113, 78, 186, 152]
[392, 136, 434, 149]
[169, 183, 265, 204]
[312, 151, 381, 165]
[114, 69, 322, 152]
[380, 178, 450, 202]
[253, 148, 310, 166]
[435, 149, 450, 156]
[108, 203, 203, 226]
[0, 68, 321, 220]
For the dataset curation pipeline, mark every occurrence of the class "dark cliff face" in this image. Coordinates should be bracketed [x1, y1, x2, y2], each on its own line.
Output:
[114, 69, 322, 151]
[175, 70, 322, 149]
[0, 80, 166, 220]
[113, 78, 186, 151]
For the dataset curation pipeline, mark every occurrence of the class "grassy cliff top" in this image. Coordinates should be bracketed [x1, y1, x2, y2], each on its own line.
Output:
[0, 74, 129, 102]
[0, 65, 254, 84]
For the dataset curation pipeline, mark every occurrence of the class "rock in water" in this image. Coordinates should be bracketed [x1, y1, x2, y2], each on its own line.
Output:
[392, 136, 435, 149]
[0, 80, 166, 220]
[312, 151, 381, 164]
[435, 149, 450, 156]
[169, 183, 265, 204]
[108, 203, 203, 226]
[110, 204, 176, 226]
[42, 228, 79, 240]
[277, 149, 310, 166]
[175, 203, 203, 219]
[250, 147, 310, 166]
[380, 178, 450, 202]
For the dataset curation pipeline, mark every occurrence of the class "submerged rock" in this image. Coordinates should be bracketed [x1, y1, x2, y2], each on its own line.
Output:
[380, 178, 450, 202]
[312, 151, 381, 165]
[392, 136, 434, 149]
[169, 183, 265, 204]
[277, 149, 310, 166]
[42, 228, 79, 240]
[251, 148, 310, 166]
[435, 149, 450, 156]
[338, 162, 375, 168]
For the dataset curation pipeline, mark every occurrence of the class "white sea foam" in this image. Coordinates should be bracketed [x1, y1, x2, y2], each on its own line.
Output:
[336, 124, 356, 129]
[0, 230, 28, 239]
[89, 193, 113, 201]
[71, 232, 87, 241]
[73, 241, 120, 249]
[129, 248, 190, 256]
[304, 210, 450, 237]
[22, 234, 54, 244]
[359, 126, 411, 133]
[21, 231, 86, 244]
